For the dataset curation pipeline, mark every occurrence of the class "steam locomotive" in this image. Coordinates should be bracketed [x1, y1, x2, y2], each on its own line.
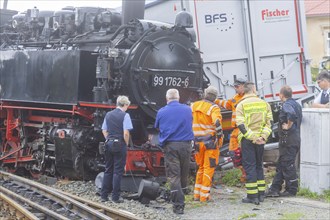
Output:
[0, 5, 207, 186]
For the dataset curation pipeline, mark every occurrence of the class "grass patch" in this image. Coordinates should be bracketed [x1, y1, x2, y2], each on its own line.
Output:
[280, 212, 304, 220]
[221, 168, 241, 187]
[185, 194, 194, 202]
[297, 188, 320, 200]
[238, 213, 257, 220]
[322, 189, 330, 202]
[297, 188, 330, 202]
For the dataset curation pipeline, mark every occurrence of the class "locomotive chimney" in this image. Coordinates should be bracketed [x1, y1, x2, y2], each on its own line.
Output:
[3, 0, 8, 9]
[121, 0, 145, 24]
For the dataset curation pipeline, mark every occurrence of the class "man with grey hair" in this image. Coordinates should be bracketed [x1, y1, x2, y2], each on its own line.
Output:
[192, 85, 223, 202]
[155, 88, 194, 215]
[101, 95, 133, 203]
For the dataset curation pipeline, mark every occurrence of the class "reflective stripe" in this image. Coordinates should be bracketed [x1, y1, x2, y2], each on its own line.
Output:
[200, 192, 210, 197]
[193, 124, 215, 129]
[257, 180, 266, 184]
[207, 105, 217, 115]
[201, 186, 211, 191]
[243, 129, 253, 139]
[258, 186, 266, 191]
[203, 173, 212, 181]
[247, 189, 258, 194]
[194, 184, 202, 188]
[238, 133, 243, 142]
[194, 190, 200, 195]
[236, 116, 244, 120]
[222, 101, 228, 108]
[245, 182, 258, 187]
[263, 127, 272, 134]
[289, 178, 298, 182]
[193, 130, 214, 136]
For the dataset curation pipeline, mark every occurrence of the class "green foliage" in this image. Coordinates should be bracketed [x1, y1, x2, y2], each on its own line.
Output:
[280, 212, 304, 220]
[321, 189, 330, 202]
[297, 187, 319, 199]
[221, 168, 241, 187]
[238, 213, 257, 220]
[297, 187, 330, 202]
[311, 67, 319, 82]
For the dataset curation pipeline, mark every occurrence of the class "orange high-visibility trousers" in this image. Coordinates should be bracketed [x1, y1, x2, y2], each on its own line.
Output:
[193, 143, 219, 202]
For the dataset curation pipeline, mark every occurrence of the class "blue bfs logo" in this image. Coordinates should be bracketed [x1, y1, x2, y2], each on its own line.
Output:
[205, 14, 227, 23]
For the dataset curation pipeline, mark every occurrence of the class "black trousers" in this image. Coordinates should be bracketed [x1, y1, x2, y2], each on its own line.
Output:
[270, 144, 299, 195]
[101, 144, 127, 201]
[164, 141, 191, 207]
[241, 138, 265, 198]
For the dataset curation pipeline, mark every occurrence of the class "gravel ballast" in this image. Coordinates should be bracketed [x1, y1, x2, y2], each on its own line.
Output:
[54, 180, 330, 220]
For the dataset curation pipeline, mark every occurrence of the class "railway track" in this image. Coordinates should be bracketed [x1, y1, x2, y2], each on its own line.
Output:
[0, 170, 139, 220]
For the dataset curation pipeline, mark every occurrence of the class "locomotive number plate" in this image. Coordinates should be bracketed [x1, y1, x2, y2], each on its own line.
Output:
[152, 75, 190, 88]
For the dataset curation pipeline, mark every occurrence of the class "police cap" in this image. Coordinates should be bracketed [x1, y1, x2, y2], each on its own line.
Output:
[233, 78, 247, 86]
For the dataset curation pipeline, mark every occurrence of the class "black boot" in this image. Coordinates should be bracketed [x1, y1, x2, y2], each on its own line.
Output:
[173, 205, 184, 215]
[242, 197, 260, 205]
[265, 189, 280, 197]
[258, 193, 265, 202]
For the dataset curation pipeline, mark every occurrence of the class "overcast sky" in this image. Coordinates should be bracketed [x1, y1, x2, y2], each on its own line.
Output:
[1, 0, 124, 12]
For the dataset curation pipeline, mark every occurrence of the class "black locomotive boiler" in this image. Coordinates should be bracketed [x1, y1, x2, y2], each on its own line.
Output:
[0, 5, 207, 185]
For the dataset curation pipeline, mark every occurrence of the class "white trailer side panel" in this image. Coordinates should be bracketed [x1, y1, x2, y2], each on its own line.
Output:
[145, 0, 312, 101]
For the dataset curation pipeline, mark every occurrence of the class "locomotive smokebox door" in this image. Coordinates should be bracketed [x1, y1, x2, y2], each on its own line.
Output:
[128, 29, 204, 119]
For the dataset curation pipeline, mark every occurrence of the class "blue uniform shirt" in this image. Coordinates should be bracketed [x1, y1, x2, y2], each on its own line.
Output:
[102, 109, 133, 131]
[154, 100, 194, 146]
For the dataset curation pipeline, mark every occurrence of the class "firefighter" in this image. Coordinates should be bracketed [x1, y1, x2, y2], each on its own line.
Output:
[215, 78, 247, 183]
[236, 82, 273, 204]
[192, 86, 223, 202]
[266, 85, 302, 197]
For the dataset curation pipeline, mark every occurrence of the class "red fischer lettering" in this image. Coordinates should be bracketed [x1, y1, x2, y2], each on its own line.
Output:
[261, 9, 289, 21]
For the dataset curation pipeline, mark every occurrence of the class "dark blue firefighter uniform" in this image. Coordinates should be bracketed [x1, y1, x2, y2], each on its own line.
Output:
[101, 108, 132, 201]
[270, 98, 302, 195]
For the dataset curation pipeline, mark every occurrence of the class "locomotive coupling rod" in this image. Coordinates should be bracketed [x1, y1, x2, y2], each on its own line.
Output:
[0, 147, 23, 161]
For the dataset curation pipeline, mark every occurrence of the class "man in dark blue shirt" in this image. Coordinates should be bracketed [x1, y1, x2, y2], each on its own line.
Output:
[266, 85, 302, 197]
[155, 88, 194, 215]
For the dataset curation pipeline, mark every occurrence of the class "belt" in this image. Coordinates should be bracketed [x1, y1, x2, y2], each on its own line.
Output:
[166, 141, 191, 144]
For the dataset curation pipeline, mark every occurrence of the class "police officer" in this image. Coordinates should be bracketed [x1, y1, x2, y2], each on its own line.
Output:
[266, 85, 302, 197]
[312, 71, 330, 108]
[101, 96, 133, 203]
[236, 82, 273, 204]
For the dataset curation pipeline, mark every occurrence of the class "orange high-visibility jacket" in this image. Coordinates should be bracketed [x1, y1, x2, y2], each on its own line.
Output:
[191, 100, 222, 137]
[215, 93, 244, 128]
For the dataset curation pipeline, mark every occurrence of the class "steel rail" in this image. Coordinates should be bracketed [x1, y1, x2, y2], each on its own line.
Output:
[0, 186, 69, 220]
[0, 170, 111, 220]
[59, 190, 141, 220]
[0, 191, 39, 220]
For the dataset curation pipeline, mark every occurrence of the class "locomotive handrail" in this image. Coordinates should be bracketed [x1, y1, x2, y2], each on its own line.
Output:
[78, 102, 139, 109]
[143, 68, 195, 74]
